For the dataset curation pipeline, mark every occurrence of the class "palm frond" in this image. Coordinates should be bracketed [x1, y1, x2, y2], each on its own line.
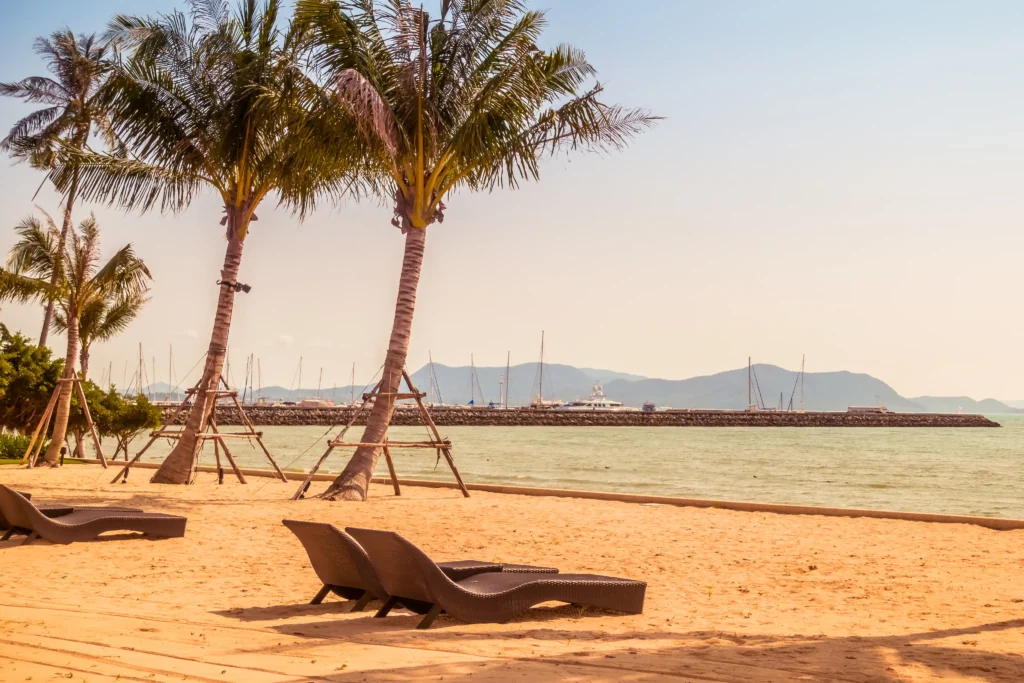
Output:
[51, 150, 203, 213]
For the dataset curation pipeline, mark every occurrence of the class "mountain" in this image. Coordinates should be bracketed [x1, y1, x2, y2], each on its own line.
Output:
[418, 362, 924, 411]
[137, 363, 1014, 414]
[909, 397, 1023, 415]
[576, 368, 649, 383]
[1002, 400, 1024, 410]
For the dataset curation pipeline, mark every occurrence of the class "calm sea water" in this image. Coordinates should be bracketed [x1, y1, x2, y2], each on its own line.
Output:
[132, 415, 1024, 518]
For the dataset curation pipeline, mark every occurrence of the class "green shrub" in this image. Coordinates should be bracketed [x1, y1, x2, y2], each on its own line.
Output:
[0, 432, 32, 460]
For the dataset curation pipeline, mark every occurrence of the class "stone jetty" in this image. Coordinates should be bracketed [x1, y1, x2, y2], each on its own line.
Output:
[161, 406, 1000, 428]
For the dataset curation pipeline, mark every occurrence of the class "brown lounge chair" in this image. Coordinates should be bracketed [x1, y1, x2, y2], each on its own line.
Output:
[1, 490, 142, 533]
[0, 485, 186, 545]
[282, 520, 558, 612]
[346, 527, 647, 629]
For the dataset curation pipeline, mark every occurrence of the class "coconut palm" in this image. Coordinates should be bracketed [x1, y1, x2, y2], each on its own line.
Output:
[54, 292, 149, 381]
[0, 212, 151, 466]
[299, 0, 657, 500]
[49, 0, 363, 483]
[0, 30, 121, 347]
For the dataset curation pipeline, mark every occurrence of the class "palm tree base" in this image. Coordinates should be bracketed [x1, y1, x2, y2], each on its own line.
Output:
[317, 482, 368, 501]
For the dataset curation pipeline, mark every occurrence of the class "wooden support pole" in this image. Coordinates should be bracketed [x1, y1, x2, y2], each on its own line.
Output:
[230, 391, 287, 482]
[291, 380, 381, 500]
[110, 434, 157, 484]
[22, 388, 59, 465]
[213, 437, 224, 485]
[209, 421, 246, 484]
[382, 443, 401, 496]
[404, 370, 469, 498]
[74, 379, 107, 468]
[328, 440, 452, 449]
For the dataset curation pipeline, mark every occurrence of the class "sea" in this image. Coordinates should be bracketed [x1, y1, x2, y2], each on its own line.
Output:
[131, 415, 1024, 518]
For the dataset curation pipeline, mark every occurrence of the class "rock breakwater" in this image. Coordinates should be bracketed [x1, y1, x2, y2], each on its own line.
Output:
[161, 407, 1000, 428]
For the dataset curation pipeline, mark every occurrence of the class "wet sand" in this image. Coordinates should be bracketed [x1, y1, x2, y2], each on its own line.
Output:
[1, 465, 1023, 682]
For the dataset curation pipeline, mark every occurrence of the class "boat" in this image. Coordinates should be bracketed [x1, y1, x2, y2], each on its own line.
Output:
[556, 383, 639, 412]
[528, 331, 565, 409]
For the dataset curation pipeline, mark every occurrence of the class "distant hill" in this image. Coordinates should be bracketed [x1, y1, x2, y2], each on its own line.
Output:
[137, 363, 1014, 414]
[910, 397, 1022, 415]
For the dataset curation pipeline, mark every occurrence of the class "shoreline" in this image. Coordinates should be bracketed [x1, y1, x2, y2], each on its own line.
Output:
[72, 458, 1024, 530]
[161, 405, 1002, 428]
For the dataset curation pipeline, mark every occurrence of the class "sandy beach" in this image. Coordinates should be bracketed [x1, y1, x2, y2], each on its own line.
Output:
[1, 465, 1023, 682]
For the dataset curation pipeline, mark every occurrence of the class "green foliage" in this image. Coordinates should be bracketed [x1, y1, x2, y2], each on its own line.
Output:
[69, 384, 161, 455]
[53, 0, 364, 222]
[298, 0, 657, 229]
[0, 30, 119, 169]
[0, 323, 63, 432]
[0, 432, 32, 460]
[0, 213, 152, 329]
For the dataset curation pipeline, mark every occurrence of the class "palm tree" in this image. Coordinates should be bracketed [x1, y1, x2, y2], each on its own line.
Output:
[55, 292, 149, 458]
[50, 0, 362, 483]
[0, 212, 151, 466]
[299, 0, 657, 500]
[0, 30, 120, 347]
[54, 292, 149, 380]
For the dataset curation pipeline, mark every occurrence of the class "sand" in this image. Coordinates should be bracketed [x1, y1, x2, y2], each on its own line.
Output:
[1, 465, 1023, 682]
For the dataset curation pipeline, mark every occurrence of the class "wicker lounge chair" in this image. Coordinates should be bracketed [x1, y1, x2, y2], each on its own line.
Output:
[1, 489, 142, 533]
[0, 485, 186, 545]
[283, 520, 558, 612]
[346, 527, 646, 629]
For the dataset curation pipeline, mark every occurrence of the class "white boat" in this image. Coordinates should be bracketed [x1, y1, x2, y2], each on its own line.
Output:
[556, 383, 638, 412]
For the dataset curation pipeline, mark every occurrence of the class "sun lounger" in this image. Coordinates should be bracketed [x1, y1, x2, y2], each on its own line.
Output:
[0, 489, 143, 532]
[282, 520, 558, 611]
[346, 527, 646, 628]
[0, 485, 186, 545]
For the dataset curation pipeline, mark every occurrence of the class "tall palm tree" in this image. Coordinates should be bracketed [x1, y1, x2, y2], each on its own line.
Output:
[0, 212, 151, 466]
[55, 290, 149, 458]
[50, 0, 362, 483]
[299, 0, 657, 500]
[54, 291, 149, 380]
[0, 30, 121, 347]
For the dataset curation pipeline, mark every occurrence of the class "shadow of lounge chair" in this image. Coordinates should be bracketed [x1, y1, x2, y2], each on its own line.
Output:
[283, 520, 558, 613]
[0, 485, 186, 545]
[346, 526, 646, 629]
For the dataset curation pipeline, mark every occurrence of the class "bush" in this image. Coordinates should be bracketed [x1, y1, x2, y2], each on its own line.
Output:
[0, 432, 32, 460]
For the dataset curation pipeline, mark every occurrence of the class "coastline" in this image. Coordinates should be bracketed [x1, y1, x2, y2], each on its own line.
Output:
[161, 405, 1002, 428]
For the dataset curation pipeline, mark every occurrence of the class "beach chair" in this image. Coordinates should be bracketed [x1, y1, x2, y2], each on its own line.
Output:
[0, 489, 142, 533]
[0, 485, 186, 545]
[346, 526, 646, 629]
[283, 520, 558, 612]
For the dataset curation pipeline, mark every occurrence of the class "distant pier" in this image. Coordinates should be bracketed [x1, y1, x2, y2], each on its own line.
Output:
[164, 406, 1000, 428]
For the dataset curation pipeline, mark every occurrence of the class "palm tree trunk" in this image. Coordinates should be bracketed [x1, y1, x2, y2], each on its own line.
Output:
[321, 227, 427, 501]
[43, 313, 79, 465]
[151, 208, 248, 484]
[39, 169, 79, 348]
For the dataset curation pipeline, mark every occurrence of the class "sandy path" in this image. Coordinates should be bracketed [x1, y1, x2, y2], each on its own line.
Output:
[1, 465, 1023, 682]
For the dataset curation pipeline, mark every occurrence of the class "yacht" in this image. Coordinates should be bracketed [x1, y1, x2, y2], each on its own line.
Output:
[556, 383, 638, 412]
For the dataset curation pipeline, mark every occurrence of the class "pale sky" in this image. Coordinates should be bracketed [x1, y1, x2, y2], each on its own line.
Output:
[1, 0, 1022, 400]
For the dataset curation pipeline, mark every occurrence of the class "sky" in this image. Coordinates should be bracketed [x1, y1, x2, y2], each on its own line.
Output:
[1, 0, 1023, 400]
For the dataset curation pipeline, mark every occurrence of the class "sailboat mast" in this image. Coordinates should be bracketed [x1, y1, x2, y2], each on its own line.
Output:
[505, 352, 511, 409]
[258, 358, 263, 401]
[539, 331, 545, 404]
[298, 357, 303, 397]
[318, 367, 323, 398]
[800, 354, 805, 411]
[748, 356, 751, 408]
[351, 362, 355, 404]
